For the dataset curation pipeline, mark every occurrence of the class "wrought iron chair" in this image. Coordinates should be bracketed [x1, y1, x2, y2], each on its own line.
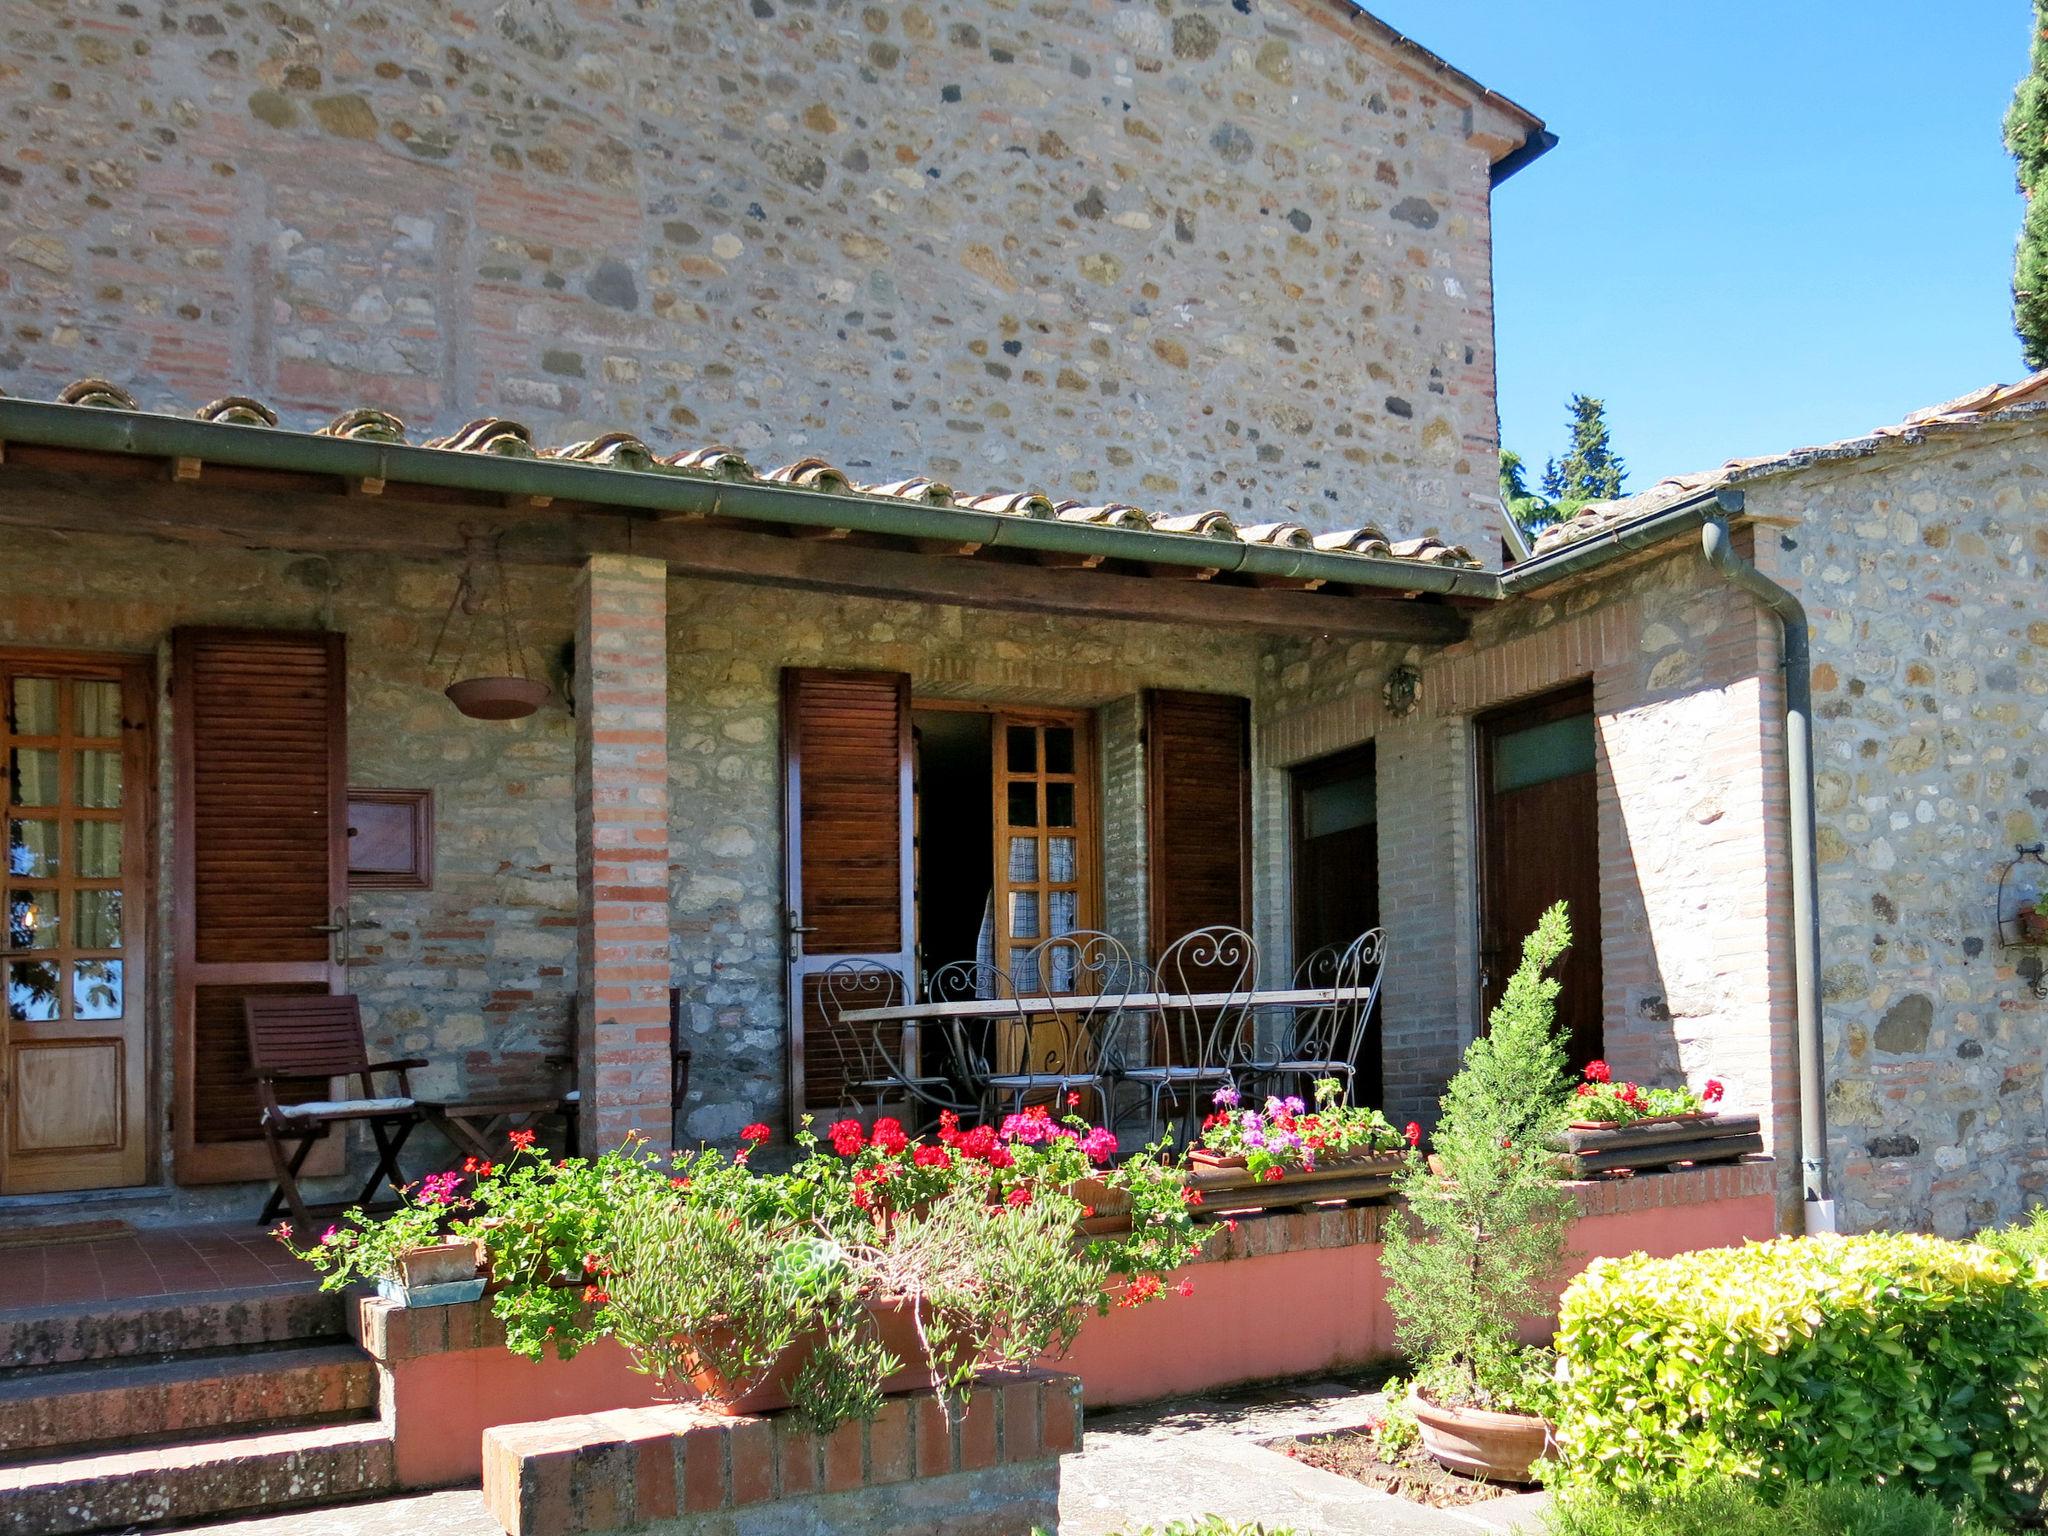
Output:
[809, 960, 951, 1125]
[967, 931, 1132, 1125]
[1252, 928, 1387, 1106]
[1122, 925, 1259, 1145]
[912, 959, 1011, 1127]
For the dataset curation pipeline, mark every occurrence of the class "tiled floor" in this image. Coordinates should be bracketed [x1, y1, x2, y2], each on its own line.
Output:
[0, 1222, 311, 1311]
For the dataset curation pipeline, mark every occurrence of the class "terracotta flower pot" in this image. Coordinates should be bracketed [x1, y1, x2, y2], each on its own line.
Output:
[1567, 1109, 1716, 1132]
[445, 676, 551, 720]
[2019, 908, 2048, 944]
[1408, 1386, 1552, 1484]
[685, 1297, 968, 1416]
[397, 1239, 481, 1289]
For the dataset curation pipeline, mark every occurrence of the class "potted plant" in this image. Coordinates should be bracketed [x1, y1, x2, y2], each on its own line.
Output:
[1383, 901, 1576, 1483]
[276, 1169, 484, 1306]
[2019, 901, 2048, 945]
[1567, 1060, 1720, 1129]
[1192, 1077, 1413, 1175]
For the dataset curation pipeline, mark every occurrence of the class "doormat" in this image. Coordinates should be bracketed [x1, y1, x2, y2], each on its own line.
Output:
[0, 1218, 132, 1249]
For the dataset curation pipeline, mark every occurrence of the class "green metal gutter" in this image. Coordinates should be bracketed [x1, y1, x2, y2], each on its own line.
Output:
[0, 399, 1502, 600]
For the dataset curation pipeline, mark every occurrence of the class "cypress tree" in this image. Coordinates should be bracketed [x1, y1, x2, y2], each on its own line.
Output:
[1550, 394, 1626, 503]
[2007, 1, 2048, 370]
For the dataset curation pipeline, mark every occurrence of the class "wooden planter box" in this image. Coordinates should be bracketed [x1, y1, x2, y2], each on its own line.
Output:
[1184, 1152, 1404, 1218]
[1553, 1112, 1764, 1178]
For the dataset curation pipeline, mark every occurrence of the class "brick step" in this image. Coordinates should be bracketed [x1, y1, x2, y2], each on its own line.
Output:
[0, 1418, 396, 1536]
[0, 1284, 343, 1370]
[0, 1341, 377, 1462]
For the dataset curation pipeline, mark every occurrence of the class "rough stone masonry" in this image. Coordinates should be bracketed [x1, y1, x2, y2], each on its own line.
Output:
[0, 0, 1533, 553]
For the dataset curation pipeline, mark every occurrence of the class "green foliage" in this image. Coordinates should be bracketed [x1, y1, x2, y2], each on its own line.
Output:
[1547, 1479, 1999, 1536]
[1383, 901, 1577, 1410]
[2006, 3, 2048, 369]
[1543, 396, 1626, 504]
[1977, 1202, 2048, 1270]
[1550, 1233, 2048, 1522]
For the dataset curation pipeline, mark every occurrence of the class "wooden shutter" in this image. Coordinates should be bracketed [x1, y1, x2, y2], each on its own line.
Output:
[173, 629, 347, 1182]
[1146, 690, 1251, 955]
[782, 669, 914, 1114]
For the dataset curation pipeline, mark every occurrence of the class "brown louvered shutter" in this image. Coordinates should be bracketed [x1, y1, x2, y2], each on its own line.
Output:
[173, 629, 347, 1182]
[782, 668, 914, 1115]
[1146, 690, 1252, 958]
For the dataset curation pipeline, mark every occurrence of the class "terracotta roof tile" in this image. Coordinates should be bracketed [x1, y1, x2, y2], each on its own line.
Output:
[27, 378, 1488, 573]
[1530, 368, 2048, 558]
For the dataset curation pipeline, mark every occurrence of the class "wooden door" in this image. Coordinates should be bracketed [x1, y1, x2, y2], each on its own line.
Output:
[1477, 683, 1603, 1070]
[782, 668, 915, 1115]
[1290, 743, 1381, 1105]
[173, 629, 348, 1184]
[1146, 690, 1251, 963]
[1, 651, 152, 1193]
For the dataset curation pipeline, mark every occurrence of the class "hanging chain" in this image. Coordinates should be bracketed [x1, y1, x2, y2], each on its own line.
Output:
[427, 528, 533, 684]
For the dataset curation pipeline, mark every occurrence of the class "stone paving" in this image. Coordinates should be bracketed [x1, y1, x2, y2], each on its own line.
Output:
[164, 1377, 1548, 1536]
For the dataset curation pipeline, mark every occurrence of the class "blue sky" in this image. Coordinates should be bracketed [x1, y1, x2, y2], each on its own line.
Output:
[1365, 3, 2032, 489]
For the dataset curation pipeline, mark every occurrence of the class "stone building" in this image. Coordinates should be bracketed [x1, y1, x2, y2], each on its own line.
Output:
[0, 0, 1874, 1241]
[1536, 377, 2048, 1235]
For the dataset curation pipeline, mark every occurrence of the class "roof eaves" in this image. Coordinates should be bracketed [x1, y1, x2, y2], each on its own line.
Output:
[0, 395, 1505, 600]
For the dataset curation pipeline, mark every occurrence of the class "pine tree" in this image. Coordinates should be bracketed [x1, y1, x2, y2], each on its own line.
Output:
[1500, 450, 1563, 537]
[1551, 394, 1626, 503]
[1539, 455, 1566, 502]
[2007, 2, 2048, 370]
[1499, 449, 1531, 503]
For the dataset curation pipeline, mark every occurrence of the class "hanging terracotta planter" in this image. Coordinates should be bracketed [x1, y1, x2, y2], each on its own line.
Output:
[431, 532, 553, 721]
[445, 676, 552, 720]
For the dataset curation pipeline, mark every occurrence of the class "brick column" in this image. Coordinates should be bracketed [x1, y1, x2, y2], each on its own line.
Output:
[574, 554, 672, 1152]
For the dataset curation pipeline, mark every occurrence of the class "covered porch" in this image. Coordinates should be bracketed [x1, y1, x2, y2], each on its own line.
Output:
[0, 386, 1506, 1221]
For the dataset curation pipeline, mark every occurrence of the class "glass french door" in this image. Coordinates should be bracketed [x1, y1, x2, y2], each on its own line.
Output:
[993, 712, 1096, 993]
[2, 651, 151, 1192]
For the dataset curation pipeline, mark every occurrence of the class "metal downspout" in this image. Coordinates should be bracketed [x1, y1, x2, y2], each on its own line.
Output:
[1700, 514, 1835, 1235]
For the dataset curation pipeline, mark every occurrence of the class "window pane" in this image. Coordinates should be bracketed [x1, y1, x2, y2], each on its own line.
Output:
[1009, 890, 1040, 941]
[10, 749, 58, 807]
[1044, 727, 1075, 775]
[1493, 712, 1596, 794]
[77, 889, 122, 950]
[77, 820, 121, 878]
[1049, 888, 1078, 938]
[1304, 774, 1377, 838]
[1048, 836, 1077, 883]
[1006, 726, 1037, 775]
[8, 892, 55, 950]
[77, 751, 122, 809]
[1048, 940, 1077, 992]
[6, 958, 58, 1021]
[1011, 947, 1040, 993]
[1007, 835, 1038, 883]
[1006, 780, 1038, 827]
[11, 679, 58, 737]
[74, 959, 123, 1020]
[8, 818, 57, 877]
[74, 681, 122, 739]
[1046, 782, 1076, 828]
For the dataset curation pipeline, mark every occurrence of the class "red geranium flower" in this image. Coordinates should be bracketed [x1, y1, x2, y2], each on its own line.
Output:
[1404, 1121, 1422, 1148]
[740, 1122, 771, 1145]
[827, 1119, 865, 1157]
[1584, 1059, 1612, 1084]
[912, 1144, 952, 1170]
[1702, 1078, 1725, 1105]
[871, 1117, 910, 1155]
[508, 1128, 537, 1151]
[1175, 1280, 1195, 1298]
[1005, 1185, 1033, 1208]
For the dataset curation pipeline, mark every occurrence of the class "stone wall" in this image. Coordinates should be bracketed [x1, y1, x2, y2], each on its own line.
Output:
[1747, 417, 2048, 1235]
[0, 0, 1529, 553]
[1259, 546, 1794, 1216]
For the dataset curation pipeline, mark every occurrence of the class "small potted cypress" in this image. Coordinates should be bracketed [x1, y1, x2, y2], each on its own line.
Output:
[1383, 901, 1576, 1483]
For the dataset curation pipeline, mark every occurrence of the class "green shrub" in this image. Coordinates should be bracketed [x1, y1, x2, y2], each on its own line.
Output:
[1547, 1479, 1999, 1536]
[1550, 1233, 2048, 1521]
[1978, 1204, 2048, 1271]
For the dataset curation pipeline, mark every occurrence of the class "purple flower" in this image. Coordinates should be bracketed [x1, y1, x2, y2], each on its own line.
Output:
[1283, 1096, 1306, 1115]
[1213, 1084, 1240, 1109]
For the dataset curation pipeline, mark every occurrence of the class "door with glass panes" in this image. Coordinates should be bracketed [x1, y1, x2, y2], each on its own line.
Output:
[2, 651, 150, 1192]
[990, 712, 1096, 993]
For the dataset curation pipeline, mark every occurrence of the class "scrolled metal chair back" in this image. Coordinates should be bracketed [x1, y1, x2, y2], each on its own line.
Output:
[1011, 929, 1135, 1077]
[923, 957, 1014, 1087]
[1279, 942, 1343, 1063]
[1150, 924, 1259, 1072]
[1325, 926, 1388, 1085]
[811, 959, 906, 1110]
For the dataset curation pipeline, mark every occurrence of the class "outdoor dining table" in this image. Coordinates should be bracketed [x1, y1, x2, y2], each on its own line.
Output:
[839, 985, 1377, 1025]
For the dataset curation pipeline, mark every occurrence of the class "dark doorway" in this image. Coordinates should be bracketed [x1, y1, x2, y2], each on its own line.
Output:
[911, 709, 994, 982]
[1290, 743, 1382, 1106]
[1477, 682, 1603, 1071]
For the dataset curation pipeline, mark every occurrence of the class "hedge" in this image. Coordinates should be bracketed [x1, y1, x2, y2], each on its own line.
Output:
[1550, 1233, 2048, 1521]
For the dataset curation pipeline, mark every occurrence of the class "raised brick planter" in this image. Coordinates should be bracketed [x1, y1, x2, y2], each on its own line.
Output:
[364, 1160, 1778, 1487]
[481, 1370, 1080, 1536]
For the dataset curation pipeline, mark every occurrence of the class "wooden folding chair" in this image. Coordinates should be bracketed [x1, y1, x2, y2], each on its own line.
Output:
[244, 993, 427, 1232]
